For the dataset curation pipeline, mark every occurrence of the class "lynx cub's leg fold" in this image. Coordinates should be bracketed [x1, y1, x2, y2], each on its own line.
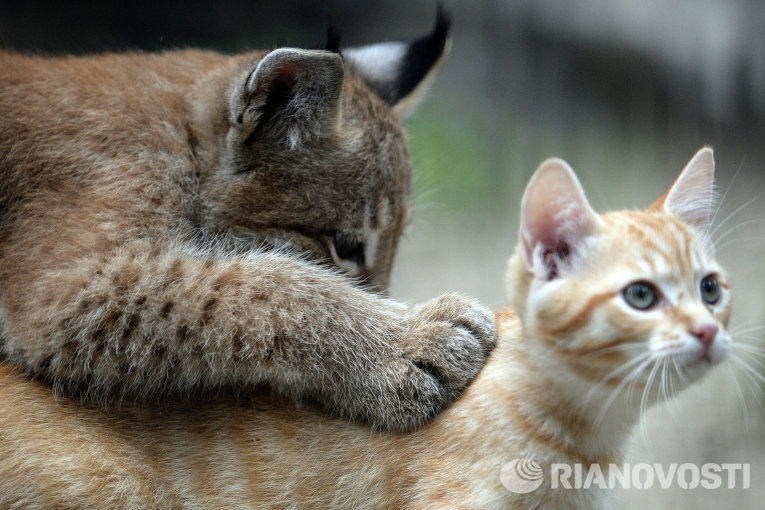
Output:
[0, 10, 495, 430]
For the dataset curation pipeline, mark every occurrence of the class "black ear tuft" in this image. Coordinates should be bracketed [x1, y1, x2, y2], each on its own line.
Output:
[395, 4, 451, 104]
[325, 22, 342, 54]
[341, 6, 451, 114]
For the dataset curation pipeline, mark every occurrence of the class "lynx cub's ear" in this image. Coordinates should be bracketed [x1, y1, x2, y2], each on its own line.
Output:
[342, 7, 451, 118]
[230, 48, 343, 148]
[653, 147, 716, 234]
[521, 158, 599, 280]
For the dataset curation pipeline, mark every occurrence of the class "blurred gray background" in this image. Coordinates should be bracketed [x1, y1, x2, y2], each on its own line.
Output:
[2, 1, 764, 507]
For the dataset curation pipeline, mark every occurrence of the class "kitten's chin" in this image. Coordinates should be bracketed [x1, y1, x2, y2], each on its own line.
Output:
[674, 352, 728, 386]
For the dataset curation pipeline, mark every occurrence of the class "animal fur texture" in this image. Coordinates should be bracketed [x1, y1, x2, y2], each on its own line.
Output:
[0, 11, 496, 431]
[0, 148, 732, 509]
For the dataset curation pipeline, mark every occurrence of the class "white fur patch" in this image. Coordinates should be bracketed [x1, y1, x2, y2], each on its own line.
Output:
[343, 42, 406, 85]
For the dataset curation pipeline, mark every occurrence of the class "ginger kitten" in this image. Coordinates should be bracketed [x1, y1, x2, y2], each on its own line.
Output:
[0, 148, 731, 509]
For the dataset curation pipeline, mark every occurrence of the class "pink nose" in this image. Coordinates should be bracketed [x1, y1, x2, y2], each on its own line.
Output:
[692, 324, 719, 348]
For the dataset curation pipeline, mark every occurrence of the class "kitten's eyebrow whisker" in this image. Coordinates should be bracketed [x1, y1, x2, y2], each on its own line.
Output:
[710, 189, 765, 240]
[713, 218, 765, 246]
[709, 154, 746, 228]
[716, 235, 765, 253]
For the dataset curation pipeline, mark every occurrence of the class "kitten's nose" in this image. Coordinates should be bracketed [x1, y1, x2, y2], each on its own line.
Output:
[692, 323, 719, 348]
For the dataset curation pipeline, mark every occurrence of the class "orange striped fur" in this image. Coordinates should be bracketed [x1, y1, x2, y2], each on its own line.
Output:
[0, 148, 732, 509]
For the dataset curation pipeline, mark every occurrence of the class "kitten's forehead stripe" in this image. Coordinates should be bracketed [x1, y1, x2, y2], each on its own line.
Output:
[615, 213, 705, 279]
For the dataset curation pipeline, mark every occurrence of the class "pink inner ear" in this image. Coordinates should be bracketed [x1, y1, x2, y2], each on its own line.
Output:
[521, 158, 598, 278]
[664, 147, 715, 233]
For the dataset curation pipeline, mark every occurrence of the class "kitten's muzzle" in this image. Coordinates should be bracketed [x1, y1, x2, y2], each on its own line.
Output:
[692, 323, 718, 355]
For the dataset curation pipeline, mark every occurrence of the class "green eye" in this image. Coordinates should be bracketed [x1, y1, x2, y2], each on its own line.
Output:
[623, 282, 657, 310]
[700, 275, 721, 304]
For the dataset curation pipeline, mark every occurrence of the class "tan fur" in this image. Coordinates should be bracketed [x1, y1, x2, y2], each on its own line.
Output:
[0, 16, 496, 432]
[0, 149, 732, 509]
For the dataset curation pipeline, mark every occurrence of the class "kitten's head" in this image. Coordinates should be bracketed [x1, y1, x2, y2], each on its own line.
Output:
[507, 148, 731, 410]
[199, 11, 450, 292]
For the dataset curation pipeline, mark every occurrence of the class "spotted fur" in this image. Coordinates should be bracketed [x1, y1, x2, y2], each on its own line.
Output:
[0, 148, 730, 509]
[0, 13, 496, 432]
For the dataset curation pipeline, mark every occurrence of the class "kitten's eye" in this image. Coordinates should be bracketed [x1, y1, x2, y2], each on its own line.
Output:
[623, 282, 658, 310]
[700, 275, 721, 304]
[333, 233, 365, 266]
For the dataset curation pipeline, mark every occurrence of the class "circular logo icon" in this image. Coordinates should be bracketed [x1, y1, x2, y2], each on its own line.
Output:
[500, 458, 544, 494]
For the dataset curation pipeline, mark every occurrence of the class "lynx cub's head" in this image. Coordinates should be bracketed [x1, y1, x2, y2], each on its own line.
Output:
[507, 148, 731, 416]
[196, 13, 451, 292]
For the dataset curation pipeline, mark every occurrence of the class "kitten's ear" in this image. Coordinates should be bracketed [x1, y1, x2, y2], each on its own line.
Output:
[341, 7, 450, 118]
[652, 147, 716, 233]
[521, 158, 599, 279]
[230, 48, 343, 148]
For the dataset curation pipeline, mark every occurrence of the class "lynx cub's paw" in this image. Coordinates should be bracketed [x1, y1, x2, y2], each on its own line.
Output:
[405, 294, 496, 390]
[376, 294, 496, 430]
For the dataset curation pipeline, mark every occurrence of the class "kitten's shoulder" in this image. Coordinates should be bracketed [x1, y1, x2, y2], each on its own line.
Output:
[495, 306, 521, 340]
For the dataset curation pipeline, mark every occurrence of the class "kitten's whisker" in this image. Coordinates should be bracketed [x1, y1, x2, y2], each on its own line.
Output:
[709, 189, 765, 240]
[641, 360, 661, 414]
[658, 360, 677, 420]
[716, 236, 765, 253]
[709, 154, 746, 228]
[599, 351, 651, 383]
[625, 356, 655, 407]
[582, 352, 651, 408]
[666, 360, 682, 417]
[729, 357, 765, 416]
[578, 342, 645, 359]
[594, 356, 652, 428]
[670, 356, 689, 386]
[730, 354, 765, 384]
[737, 352, 765, 372]
[732, 342, 765, 356]
[727, 363, 750, 424]
[638, 360, 661, 440]
[731, 338, 765, 348]
[728, 319, 764, 337]
[713, 218, 765, 245]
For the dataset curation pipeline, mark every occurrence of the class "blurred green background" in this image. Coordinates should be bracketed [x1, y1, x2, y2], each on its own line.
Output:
[3, 1, 764, 507]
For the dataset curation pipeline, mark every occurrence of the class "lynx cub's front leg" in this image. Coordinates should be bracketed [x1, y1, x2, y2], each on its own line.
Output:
[2, 240, 494, 430]
[0, 11, 494, 429]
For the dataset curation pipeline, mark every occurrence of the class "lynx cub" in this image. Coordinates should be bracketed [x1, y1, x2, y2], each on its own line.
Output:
[0, 148, 731, 509]
[0, 13, 495, 431]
